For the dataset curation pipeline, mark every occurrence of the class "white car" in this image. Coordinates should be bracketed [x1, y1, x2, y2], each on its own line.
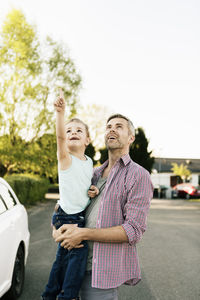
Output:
[0, 178, 30, 299]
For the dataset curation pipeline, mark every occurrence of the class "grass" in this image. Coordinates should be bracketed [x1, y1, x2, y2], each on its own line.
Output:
[189, 199, 200, 202]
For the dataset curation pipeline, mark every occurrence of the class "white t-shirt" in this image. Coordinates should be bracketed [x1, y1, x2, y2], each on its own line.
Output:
[58, 154, 93, 214]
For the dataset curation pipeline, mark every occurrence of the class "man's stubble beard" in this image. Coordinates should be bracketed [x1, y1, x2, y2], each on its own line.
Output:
[105, 139, 124, 150]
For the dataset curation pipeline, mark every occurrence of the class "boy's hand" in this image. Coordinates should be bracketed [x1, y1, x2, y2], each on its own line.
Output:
[88, 185, 99, 198]
[52, 226, 61, 240]
[54, 88, 65, 113]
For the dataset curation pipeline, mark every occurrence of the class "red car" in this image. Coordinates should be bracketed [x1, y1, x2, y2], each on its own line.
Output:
[172, 183, 200, 199]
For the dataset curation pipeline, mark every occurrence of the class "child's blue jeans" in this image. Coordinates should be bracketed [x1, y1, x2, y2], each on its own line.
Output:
[42, 205, 88, 300]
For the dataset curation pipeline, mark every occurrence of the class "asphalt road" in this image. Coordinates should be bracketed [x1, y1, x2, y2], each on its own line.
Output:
[18, 198, 200, 300]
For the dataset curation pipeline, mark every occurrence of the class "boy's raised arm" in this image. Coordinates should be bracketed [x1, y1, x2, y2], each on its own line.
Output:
[54, 89, 71, 168]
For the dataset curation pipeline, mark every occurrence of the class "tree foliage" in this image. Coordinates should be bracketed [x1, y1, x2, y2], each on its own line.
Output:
[28, 134, 58, 182]
[0, 9, 81, 142]
[0, 9, 41, 143]
[0, 133, 58, 181]
[129, 127, 154, 173]
[85, 143, 97, 165]
[0, 9, 81, 178]
[171, 163, 191, 182]
[99, 147, 108, 165]
[0, 135, 27, 174]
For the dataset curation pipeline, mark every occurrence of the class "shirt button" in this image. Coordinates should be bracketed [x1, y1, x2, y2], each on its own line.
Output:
[97, 220, 100, 225]
[94, 259, 96, 263]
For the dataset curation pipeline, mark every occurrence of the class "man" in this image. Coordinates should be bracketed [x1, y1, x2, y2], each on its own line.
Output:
[55, 114, 153, 300]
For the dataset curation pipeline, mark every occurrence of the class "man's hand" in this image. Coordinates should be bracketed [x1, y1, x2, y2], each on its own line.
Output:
[55, 224, 85, 250]
[54, 88, 65, 113]
[88, 185, 99, 198]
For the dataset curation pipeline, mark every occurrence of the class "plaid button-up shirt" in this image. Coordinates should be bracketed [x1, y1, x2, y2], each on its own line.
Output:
[91, 154, 153, 288]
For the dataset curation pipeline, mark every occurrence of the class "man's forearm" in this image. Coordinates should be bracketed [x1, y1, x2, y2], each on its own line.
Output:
[56, 224, 129, 249]
[81, 225, 128, 243]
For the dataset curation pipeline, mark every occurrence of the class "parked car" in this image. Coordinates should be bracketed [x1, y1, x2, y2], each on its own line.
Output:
[0, 178, 30, 299]
[172, 183, 200, 199]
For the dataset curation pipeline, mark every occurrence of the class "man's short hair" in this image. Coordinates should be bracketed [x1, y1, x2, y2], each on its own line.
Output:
[107, 114, 135, 136]
[65, 118, 90, 138]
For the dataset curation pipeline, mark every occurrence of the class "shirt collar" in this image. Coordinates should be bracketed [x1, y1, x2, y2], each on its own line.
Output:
[120, 153, 131, 166]
[97, 153, 131, 174]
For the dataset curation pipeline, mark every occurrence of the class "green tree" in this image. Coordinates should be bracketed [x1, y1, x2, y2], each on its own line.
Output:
[99, 147, 108, 165]
[0, 134, 57, 181]
[34, 36, 81, 138]
[0, 9, 41, 144]
[171, 163, 191, 182]
[130, 127, 154, 173]
[0, 9, 81, 175]
[0, 135, 27, 175]
[85, 143, 97, 165]
[31, 134, 58, 182]
[99, 127, 154, 173]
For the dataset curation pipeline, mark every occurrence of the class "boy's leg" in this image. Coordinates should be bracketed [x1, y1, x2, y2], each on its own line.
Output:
[51, 206, 87, 300]
[57, 241, 88, 300]
[80, 272, 118, 300]
[42, 243, 69, 299]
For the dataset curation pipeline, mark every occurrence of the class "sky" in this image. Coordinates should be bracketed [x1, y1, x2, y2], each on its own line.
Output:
[0, 0, 200, 158]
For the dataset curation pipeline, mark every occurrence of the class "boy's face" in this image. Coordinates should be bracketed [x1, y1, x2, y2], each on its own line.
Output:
[65, 121, 90, 149]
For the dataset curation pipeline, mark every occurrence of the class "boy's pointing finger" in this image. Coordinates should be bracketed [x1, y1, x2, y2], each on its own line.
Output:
[59, 88, 64, 99]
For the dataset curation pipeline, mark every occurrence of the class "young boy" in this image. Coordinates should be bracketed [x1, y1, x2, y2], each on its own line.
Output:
[42, 90, 98, 300]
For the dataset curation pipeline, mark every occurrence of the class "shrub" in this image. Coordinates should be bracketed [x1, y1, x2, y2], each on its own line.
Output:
[5, 174, 50, 206]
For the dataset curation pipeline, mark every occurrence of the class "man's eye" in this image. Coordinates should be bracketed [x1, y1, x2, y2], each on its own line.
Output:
[66, 130, 71, 133]
[77, 129, 82, 132]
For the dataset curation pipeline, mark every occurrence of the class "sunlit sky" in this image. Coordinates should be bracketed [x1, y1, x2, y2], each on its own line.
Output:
[1, 0, 200, 158]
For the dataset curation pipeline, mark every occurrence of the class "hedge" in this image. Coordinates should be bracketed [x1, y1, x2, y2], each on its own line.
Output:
[5, 174, 50, 206]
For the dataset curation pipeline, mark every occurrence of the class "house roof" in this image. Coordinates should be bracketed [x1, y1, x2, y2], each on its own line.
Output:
[153, 158, 200, 173]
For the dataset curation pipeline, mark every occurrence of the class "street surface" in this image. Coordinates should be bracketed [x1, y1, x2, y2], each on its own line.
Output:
[17, 198, 200, 300]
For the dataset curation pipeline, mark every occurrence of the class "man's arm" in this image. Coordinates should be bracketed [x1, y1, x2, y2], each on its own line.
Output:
[121, 169, 153, 245]
[55, 225, 128, 250]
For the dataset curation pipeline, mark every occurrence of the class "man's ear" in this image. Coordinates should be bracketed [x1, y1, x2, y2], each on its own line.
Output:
[129, 135, 135, 145]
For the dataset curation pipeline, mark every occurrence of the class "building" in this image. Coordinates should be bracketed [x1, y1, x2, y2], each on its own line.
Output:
[151, 157, 200, 198]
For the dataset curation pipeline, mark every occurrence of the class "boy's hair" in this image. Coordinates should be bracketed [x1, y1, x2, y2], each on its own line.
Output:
[65, 118, 90, 138]
[107, 114, 135, 136]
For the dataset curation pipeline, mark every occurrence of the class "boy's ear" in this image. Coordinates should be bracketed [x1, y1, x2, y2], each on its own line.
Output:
[85, 137, 91, 147]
